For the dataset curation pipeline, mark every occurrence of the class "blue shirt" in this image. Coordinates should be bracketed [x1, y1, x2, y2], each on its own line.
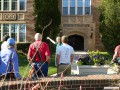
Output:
[0, 48, 20, 78]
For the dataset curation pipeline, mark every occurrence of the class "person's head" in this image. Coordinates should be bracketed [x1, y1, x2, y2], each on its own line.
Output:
[61, 36, 68, 44]
[56, 37, 61, 43]
[7, 38, 15, 47]
[34, 33, 42, 41]
[3, 34, 10, 41]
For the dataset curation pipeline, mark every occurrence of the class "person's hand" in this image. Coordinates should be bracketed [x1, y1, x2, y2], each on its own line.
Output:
[46, 37, 49, 39]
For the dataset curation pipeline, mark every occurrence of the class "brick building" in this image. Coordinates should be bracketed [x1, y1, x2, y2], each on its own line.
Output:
[0, 0, 104, 51]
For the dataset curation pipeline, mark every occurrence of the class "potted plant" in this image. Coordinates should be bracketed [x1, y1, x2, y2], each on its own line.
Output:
[71, 50, 111, 75]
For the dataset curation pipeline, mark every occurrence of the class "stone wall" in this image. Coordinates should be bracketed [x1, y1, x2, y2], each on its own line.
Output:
[25, 0, 35, 42]
[1, 75, 120, 90]
[59, 0, 105, 51]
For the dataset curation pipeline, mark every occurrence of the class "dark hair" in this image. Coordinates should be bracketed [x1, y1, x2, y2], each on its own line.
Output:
[3, 35, 10, 41]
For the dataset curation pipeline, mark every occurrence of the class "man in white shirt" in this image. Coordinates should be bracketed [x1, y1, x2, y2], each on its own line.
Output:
[56, 36, 74, 76]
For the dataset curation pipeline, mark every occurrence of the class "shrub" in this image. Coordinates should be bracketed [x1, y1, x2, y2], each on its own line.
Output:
[16, 42, 31, 55]
[76, 50, 110, 66]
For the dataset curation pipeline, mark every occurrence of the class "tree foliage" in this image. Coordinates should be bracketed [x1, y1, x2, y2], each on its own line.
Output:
[99, 0, 120, 54]
[33, 0, 61, 41]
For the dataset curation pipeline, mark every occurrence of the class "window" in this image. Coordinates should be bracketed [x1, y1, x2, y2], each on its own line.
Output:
[62, 0, 91, 15]
[0, 0, 1, 10]
[3, 24, 9, 36]
[19, 24, 25, 42]
[0, 0, 26, 11]
[11, 24, 17, 40]
[0, 24, 26, 42]
[85, 0, 90, 15]
[20, 0, 25, 10]
[3, 0, 9, 10]
[0, 24, 1, 40]
[70, 0, 75, 15]
[12, 0, 17, 10]
[77, 0, 83, 15]
[62, 0, 68, 15]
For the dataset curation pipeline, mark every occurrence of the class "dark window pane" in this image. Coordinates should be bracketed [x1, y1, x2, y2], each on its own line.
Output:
[70, 7, 75, 15]
[63, 7, 68, 15]
[77, 7, 83, 15]
[19, 24, 25, 42]
[20, 0, 25, 10]
[12, 0, 17, 10]
[4, 0, 9, 10]
[3, 24, 9, 36]
[0, 1, 1, 10]
[85, 7, 90, 15]
[11, 24, 18, 41]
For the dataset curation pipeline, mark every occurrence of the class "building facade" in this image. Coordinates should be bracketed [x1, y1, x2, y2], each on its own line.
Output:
[0, 0, 104, 51]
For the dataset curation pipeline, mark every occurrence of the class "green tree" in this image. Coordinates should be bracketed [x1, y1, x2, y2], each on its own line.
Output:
[99, 0, 120, 54]
[33, 0, 61, 41]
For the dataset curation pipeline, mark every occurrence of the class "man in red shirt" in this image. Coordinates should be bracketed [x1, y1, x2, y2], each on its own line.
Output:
[27, 33, 50, 78]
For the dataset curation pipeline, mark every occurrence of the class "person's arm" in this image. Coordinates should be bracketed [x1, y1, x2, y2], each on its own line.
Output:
[56, 54, 60, 67]
[27, 44, 33, 62]
[45, 43, 50, 64]
[56, 47, 60, 67]
[46, 56, 50, 64]
[112, 46, 119, 61]
[70, 47, 74, 64]
[112, 51, 117, 61]
[70, 54, 74, 63]
[47, 37, 56, 44]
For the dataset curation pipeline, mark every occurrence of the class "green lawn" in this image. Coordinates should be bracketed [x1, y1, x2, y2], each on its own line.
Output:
[18, 54, 57, 77]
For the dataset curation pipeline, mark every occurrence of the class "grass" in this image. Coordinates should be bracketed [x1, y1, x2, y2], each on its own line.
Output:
[18, 54, 57, 77]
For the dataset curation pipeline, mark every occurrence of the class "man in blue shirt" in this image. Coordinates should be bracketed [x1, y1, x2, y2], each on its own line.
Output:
[0, 38, 20, 79]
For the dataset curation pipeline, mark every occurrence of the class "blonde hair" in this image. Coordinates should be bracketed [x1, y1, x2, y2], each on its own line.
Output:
[56, 37, 60, 41]
[61, 36, 68, 43]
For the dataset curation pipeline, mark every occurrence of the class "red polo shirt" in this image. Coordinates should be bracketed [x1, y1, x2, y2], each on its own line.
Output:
[114, 45, 120, 57]
[27, 40, 50, 62]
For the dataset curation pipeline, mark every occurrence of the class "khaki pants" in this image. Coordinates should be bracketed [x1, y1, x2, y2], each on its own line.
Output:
[57, 64, 71, 76]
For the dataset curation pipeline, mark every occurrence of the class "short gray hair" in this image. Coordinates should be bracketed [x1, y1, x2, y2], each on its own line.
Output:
[34, 33, 42, 40]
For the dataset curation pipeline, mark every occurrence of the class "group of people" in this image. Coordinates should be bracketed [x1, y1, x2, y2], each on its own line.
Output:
[0, 33, 74, 79]
[0, 32, 120, 79]
[27, 33, 74, 78]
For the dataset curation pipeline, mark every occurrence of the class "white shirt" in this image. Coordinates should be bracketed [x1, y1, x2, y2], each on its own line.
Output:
[56, 43, 74, 64]
[1, 41, 8, 50]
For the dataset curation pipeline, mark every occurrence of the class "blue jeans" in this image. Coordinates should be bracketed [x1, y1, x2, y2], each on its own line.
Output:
[30, 62, 48, 78]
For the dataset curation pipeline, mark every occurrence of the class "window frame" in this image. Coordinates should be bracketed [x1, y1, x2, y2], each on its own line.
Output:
[0, 0, 26, 11]
[0, 23, 26, 42]
[62, 0, 91, 15]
